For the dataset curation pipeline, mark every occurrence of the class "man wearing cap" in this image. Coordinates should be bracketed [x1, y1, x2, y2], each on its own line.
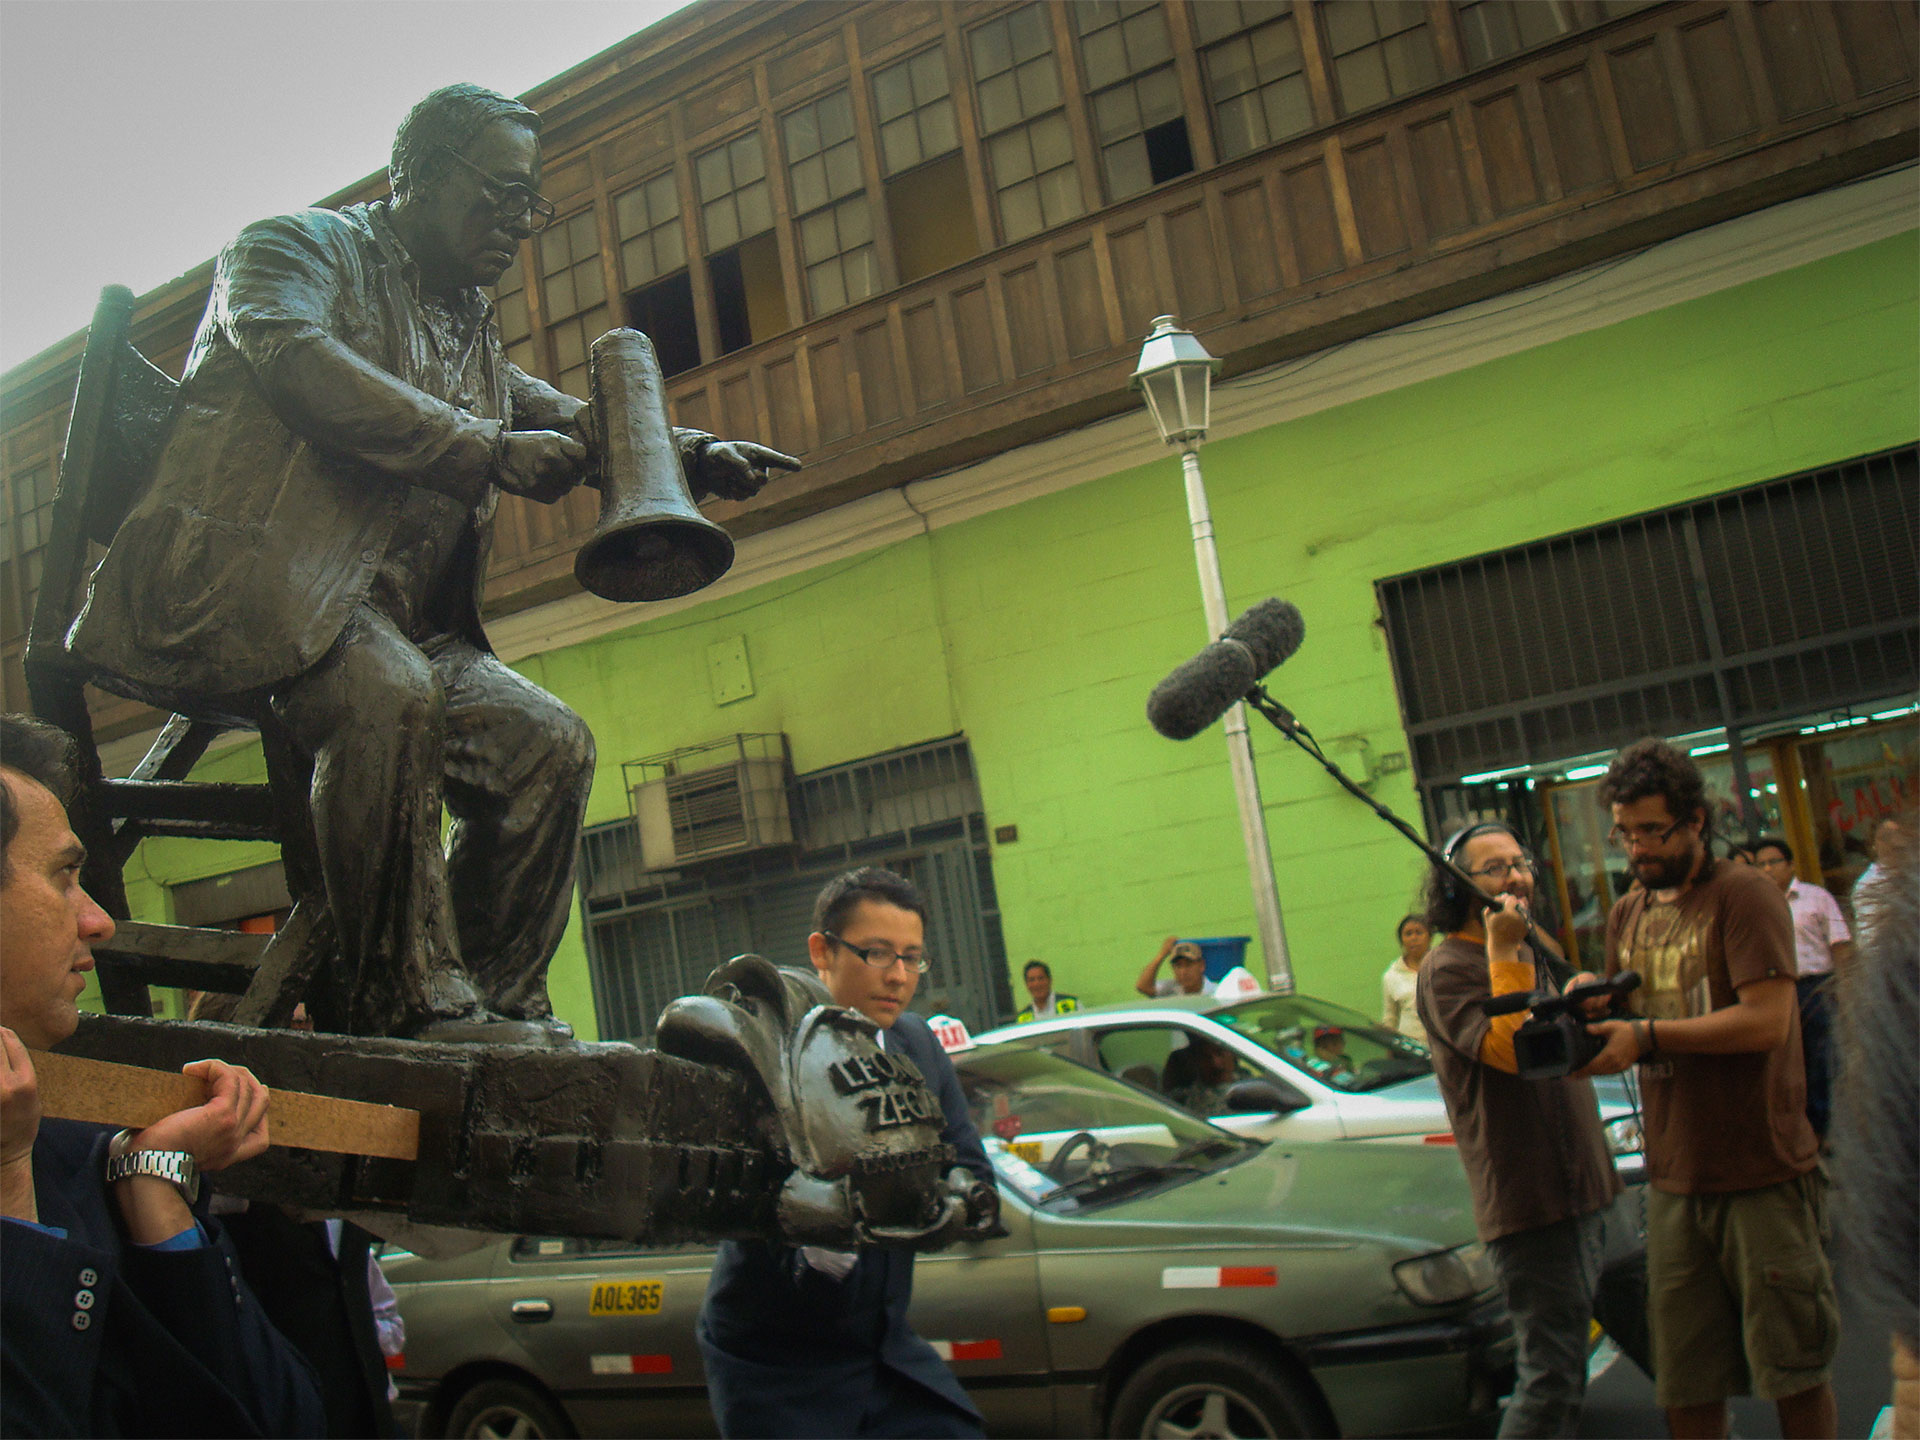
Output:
[1136, 937, 1216, 997]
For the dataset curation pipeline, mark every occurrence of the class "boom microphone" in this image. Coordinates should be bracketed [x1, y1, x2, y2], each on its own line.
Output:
[1146, 599, 1305, 740]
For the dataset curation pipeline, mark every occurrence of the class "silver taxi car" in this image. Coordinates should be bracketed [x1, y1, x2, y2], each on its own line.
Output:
[385, 1041, 1514, 1438]
[975, 991, 1646, 1183]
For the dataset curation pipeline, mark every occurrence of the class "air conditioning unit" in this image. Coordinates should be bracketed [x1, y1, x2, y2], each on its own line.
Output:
[634, 754, 793, 870]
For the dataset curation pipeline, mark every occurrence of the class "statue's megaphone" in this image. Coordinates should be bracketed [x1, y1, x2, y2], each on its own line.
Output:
[575, 328, 733, 603]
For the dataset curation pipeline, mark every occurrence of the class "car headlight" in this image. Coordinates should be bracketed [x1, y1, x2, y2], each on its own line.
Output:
[1604, 1115, 1643, 1156]
[1393, 1242, 1497, 1306]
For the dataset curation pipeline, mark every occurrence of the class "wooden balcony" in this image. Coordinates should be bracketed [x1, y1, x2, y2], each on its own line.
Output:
[3, 1, 1913, 735]
[481, 0, 1918, 613]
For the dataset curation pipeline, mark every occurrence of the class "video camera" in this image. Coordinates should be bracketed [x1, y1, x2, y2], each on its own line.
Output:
[1481, 971, 1641, 1080]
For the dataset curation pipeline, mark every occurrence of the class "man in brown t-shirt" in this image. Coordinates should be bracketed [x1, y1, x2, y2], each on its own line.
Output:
[1582, 738, 1837, 1439]
[1416, 821, 1626, 1437]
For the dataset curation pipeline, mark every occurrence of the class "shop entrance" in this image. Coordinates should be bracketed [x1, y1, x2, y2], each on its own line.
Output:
[1542, 714, 1917, 967]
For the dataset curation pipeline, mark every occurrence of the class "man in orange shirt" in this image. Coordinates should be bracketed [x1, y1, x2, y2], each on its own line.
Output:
[1416, 821, 1624, 1438]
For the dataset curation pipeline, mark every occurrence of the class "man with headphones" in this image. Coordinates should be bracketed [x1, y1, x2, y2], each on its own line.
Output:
[1414, 821, 1624, 1438]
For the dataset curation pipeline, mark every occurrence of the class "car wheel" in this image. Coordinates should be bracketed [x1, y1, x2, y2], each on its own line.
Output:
[1109, 1341, 1323, 1439]
[443, 1377, 576, 1440]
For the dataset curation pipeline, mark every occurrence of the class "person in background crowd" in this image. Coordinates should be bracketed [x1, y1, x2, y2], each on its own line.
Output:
[1831, 808, 1916, 1440]
[1754, 836, 1851, 1140]
[1310, 1026, 1358, 1081]
[1164, 1036, 1241, 1115]
[1381, 914, 1433, 1046]
[1014, 960, 1078, 1023]
[0, 713, 324, 1437]
[367, 1253, 406, 1404]
[1726, 842, 1758, 867]
[185, 991, 396, 1439]
[1852, 815, 1902, 908]
[1137, 937, 1215, 997]
[1582, 738, 1837, 1440]
[697, 867, 995, 1438]
[1416, 821, 1632, 1437]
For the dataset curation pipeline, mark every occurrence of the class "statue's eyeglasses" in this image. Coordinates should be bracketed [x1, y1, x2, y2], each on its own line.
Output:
[823, 932, 933, 973]
[440, 147, 557, 233]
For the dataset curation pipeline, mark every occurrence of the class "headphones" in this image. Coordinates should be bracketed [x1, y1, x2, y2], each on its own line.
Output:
[1440, 820, 1520, 908]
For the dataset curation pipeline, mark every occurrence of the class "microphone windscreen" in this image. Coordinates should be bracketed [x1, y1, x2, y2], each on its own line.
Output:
[1224, 598, 1305, 674]
[1146, 640, 1260, 740]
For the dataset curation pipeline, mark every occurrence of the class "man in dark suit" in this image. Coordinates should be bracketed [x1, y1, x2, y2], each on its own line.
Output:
[0, 713, 325, 1437]
[220, 1209, 398, 1438]
[697, 867, 995, 1438]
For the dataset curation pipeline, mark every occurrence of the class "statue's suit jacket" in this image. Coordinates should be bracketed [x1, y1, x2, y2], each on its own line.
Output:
[696, 1011, 994, 1437]
[68, 200, 575, 709]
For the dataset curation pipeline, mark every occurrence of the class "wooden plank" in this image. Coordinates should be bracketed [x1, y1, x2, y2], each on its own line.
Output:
[1002, 262, 1051, 376]
[1473, 88, 1542, 215]
[1831, 0, 1918, 98]
[950, 283, 1001, 394]
[33, 1049, 421, 1161]
[1678, 11, 1758, 146]
[1052, 242, 1111, 356]
[1608, 37, 1686, 170]
[1342, 137, 1411, 258]
[808, 338, 853, 443]
[1538, 62, 1616, 194]
[1749, 1, 1834, 120]
[101, 920, 271, 967]
[1220, 181, 1283, 299]
[1280, 155, 1345, 279]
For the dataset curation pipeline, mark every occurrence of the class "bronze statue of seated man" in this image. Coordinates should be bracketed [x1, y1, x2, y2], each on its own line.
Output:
[70, 84, 797, 1042]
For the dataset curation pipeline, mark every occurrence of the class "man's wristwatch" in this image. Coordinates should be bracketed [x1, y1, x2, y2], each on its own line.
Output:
[105, 1129, 200, 1205]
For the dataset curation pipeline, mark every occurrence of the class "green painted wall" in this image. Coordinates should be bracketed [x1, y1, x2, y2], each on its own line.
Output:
[105, 230, 1919, 1035]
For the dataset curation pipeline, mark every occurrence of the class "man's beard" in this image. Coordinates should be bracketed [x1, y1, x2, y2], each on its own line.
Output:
[1634, 847, 1698, 890]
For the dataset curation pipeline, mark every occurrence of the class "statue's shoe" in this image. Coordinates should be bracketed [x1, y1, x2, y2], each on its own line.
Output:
[413, 1012, 576, 1045]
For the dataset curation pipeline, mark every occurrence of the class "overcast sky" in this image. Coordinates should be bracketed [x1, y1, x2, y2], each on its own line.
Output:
[0, 1, 697, 372]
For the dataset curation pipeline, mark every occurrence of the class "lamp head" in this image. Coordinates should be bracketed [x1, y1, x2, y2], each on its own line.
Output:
[1131, 315, 1220, 450]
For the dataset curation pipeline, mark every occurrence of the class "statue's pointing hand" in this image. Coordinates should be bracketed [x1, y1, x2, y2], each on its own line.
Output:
[495, 428, 590, 503]
[686, 438, 803, 503]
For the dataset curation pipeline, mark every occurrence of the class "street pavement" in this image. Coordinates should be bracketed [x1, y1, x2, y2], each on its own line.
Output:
[1578, 1250, 1896, 1439]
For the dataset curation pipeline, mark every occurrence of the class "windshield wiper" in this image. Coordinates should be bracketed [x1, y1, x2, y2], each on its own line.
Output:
[1167, 1135, 1249, 1165]
[1039, 1161, 1210, 1207]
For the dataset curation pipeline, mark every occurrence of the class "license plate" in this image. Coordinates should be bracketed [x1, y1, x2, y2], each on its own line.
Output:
[1009, 1140, 1043, 1163]
[590, 1280, 664, 1316]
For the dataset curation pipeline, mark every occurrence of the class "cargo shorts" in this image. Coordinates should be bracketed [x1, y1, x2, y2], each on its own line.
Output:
[1646, 1170, 1838, 1408]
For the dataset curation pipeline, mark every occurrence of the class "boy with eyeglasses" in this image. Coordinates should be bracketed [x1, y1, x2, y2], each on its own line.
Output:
[696, 867, 993, 1438]
[1581, 739, 1837, 1440]
[1414, 821, 1633, 1437]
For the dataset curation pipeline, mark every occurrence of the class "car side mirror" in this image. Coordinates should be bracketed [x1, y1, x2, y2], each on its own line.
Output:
[1225, 1078, 1308, 1114]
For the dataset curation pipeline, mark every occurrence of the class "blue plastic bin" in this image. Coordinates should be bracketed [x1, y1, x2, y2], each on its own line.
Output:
[1185, 936, 1251, 982]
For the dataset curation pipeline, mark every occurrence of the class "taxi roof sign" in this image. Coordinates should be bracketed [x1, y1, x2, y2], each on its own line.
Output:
[928, 1014, 974, 1053]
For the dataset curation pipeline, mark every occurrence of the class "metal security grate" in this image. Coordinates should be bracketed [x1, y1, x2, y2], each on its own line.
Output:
[579, 738, 1013, 1041]
[793, 737, 982, 849]
[1377, 445, 1919, 793]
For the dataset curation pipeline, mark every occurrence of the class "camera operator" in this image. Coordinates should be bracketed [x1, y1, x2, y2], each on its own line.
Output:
[1580, 739, 1837, 1440]
[1415, 821, 1626, 1438]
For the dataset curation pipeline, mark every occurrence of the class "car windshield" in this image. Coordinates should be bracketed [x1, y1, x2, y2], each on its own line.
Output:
[956, 1044, 1255, 1209]
[1212, 995, 1433, 1092]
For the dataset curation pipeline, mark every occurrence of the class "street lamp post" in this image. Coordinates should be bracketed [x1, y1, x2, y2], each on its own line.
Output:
[1132, 316, 1294, 993]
